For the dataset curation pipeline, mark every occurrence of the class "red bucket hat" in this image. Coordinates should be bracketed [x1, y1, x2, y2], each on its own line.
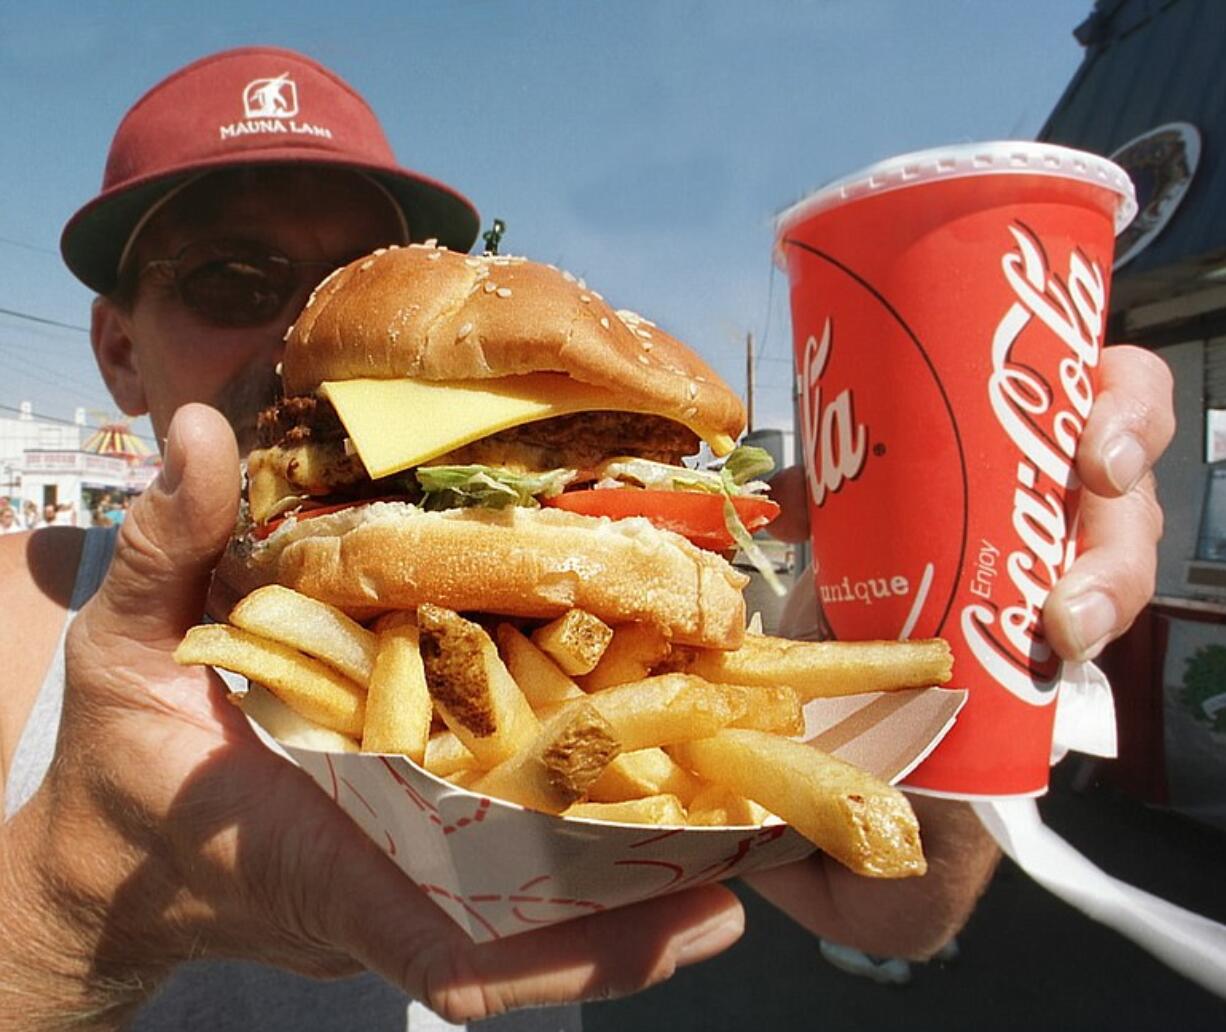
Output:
[61, 45, 479, 294]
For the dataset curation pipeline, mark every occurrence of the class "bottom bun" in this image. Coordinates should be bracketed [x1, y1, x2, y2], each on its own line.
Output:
[238, 501, 750, 649]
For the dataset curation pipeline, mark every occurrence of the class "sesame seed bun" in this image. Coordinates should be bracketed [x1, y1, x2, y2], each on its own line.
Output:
[281, 244, 747, 442]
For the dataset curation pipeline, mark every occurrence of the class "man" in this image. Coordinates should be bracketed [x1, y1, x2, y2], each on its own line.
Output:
[0, 45, 1174, 1032]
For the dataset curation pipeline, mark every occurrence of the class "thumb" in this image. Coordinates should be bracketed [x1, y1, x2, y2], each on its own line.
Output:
[90, 404, 241, 645]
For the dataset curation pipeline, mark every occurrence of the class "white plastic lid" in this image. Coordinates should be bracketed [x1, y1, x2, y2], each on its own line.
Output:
[775, 141, 1138, 249]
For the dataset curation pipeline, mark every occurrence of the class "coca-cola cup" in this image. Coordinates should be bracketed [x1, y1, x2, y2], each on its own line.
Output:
[775, 142, 1136, 797]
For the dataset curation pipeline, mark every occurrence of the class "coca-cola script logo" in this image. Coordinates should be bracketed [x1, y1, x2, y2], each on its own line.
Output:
[799, 318, 868, 508]
[961, 223, 1105, 706]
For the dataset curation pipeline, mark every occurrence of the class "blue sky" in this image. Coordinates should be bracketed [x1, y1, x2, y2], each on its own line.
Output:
[0, 1, 1090, 449]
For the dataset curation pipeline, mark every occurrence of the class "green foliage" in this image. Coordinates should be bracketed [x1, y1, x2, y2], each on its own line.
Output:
[1180, 643, 1226, 733]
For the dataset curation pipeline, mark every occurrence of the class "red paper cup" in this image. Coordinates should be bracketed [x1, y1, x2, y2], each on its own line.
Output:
[775, 142, 1136, 798]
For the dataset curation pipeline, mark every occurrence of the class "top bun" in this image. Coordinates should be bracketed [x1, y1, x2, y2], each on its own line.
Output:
[282, 244, 747, 441]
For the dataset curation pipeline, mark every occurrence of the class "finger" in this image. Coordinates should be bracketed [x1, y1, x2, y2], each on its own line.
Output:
[330, 868, 742, 1023]
[86, 404, 240, 645]
[1077, 345, 1174, 497]
[1043, 475, 1163, 661]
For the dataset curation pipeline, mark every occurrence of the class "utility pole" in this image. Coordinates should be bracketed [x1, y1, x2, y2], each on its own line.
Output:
[745, 331, 755, 432]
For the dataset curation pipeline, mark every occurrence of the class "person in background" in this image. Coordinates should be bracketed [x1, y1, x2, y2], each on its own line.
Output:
[21, 500, 39, 529]
[0, 44, 1174, 1032]
[0, 505, 19, 535]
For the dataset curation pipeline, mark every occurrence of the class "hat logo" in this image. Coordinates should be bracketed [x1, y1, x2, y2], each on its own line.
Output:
[243, 74, 298, 118]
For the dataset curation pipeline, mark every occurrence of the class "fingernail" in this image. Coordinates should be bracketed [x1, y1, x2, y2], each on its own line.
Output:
[1101, 434, 1146, 494]
[1064, 590, 1117, 660]
[676, 913, 744, 965]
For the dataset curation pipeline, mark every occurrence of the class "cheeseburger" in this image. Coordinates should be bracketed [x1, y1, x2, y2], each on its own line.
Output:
[223, 242, 780, 649]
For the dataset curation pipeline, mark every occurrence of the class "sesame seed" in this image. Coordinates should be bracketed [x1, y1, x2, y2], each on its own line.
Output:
[637, 354, 650, 365]
[360, 259, 375, 271]
[600, 316, 610, 329]
[640, 339, 653, 351]
[465, 258, 482, 268]
[591, 291, 604, 301]
[687, 382, 699, 399]
[636, 328, 652, 340]
[427, 251, 442, 261]
[484, 282, 498, 293]
[274, 361, 283, 376]
[580, 294, 591, 303]
[457, 322, 473, 339]
[424, 237, 439, 248]
[562, 270, 576, 283]
[684, 406, 699, 418]
[373, 248, 387, 256]
[496, 287, 512, 298]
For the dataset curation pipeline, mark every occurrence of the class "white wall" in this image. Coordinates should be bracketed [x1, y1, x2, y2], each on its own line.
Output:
[1151, 340, 1207, 597]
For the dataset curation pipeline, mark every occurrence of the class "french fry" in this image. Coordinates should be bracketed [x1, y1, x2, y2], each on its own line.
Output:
[577, 622, 671, 691]
[417, 604, 540, 766]
[361, 620, 432, 762]
[670, 730, 926, 877]
[725, 682, 804, 736]
[567, 673, 746, 751]
[175, 624, 365, 735]
[228, 584, 379, 685]
[587, 747, 704, 806]
[675, 635, 953, 700]
[530, 609, 614, 676]
[234, 683, 360, 753]
[563, 794, 687, 826]
[471, 703, 621, 813]
[685, 781, 770, 827]
[423, 730, 479, 777]
[495, 624, 586, 708]
[444, 768, 484, 789]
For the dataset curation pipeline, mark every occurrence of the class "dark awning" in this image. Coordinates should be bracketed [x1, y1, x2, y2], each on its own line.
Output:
[1040, 0, 1226, 314]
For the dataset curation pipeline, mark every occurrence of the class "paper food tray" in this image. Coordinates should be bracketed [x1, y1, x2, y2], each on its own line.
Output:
[250, 686, 965, 942]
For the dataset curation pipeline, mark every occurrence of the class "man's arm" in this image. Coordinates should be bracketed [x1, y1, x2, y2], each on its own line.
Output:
[0, 528, 83, 801]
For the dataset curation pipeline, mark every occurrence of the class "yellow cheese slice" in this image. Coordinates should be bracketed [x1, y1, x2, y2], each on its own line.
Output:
[320, 373, 735, 479]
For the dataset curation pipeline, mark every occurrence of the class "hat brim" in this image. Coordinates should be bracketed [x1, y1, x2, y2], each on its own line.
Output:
[61, 149, 480, 295]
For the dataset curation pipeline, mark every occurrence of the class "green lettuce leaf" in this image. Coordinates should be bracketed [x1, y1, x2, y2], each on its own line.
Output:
[415, 465, 576, 510]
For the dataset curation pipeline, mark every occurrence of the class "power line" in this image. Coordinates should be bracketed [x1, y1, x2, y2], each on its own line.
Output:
[0, 307, 88, 334]
[0, 347, 113, 403]
[0, 235, 58, 257]
[0, 401, 158, 446]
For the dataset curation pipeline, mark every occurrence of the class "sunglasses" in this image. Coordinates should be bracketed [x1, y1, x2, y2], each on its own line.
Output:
[138, 239, 347, 327]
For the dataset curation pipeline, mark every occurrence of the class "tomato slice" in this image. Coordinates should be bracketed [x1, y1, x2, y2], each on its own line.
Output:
[543, 488, 780, 551]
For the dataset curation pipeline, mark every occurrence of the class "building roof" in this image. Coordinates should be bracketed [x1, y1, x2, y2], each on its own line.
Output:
[81, 422, 152, 459]
[1040, 0, 1226, 312]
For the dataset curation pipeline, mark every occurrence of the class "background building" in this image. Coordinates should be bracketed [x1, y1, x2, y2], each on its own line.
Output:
[0, 401, 157, 526]
[1040, 0, 1226, 828]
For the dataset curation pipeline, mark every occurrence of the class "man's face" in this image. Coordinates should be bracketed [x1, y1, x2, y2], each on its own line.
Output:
[98, 168, 406, 454]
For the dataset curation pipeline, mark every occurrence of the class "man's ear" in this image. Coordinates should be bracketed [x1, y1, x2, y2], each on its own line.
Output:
[91, 297, 148, 417]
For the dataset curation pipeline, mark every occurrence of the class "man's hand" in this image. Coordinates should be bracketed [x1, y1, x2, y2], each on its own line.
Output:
[753, 344, 1176, 957]
[0, 404, 743, 1030]
[1043, 344, 1175, 660]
